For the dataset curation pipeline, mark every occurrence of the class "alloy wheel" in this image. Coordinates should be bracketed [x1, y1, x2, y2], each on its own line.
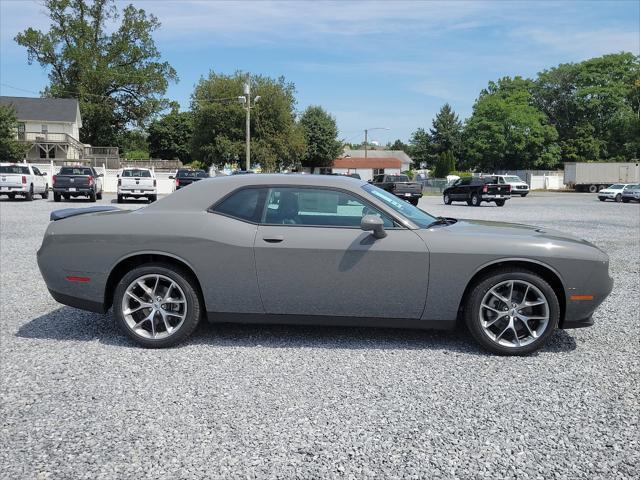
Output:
[121, 274, 188, 340]
[479, 279, 550, 348]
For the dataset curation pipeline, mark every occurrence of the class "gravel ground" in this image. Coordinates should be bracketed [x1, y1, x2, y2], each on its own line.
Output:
[1, 192, 638, 479]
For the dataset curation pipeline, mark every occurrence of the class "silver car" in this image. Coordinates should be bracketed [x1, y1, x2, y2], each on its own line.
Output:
[621, 184, 640, 203]
[37, 175, 613, 355]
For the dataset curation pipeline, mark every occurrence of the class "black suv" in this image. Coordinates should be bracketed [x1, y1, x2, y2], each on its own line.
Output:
[443, 176, 511, 206]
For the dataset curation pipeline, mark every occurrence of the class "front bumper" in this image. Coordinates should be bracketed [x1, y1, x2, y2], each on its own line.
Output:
[621, 194, 640, 201]
[562, 272, 613, 329]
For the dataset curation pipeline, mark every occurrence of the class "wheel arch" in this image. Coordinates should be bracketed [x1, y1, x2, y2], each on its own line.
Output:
[104, 252, 205, 311]
[458, 258, 566, 326]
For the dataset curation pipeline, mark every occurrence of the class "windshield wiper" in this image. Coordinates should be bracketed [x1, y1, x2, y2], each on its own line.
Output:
[426, 216, 456, 228]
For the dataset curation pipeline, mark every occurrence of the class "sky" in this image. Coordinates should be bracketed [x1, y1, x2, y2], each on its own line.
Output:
[0, 0, 638, 145]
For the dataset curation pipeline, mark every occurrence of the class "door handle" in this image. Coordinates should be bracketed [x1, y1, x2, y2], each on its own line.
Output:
[262, 235, 284, 243]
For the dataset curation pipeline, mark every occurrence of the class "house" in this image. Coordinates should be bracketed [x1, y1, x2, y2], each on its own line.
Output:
[0, 96, 84, 161]
[309, 149, 413, 182]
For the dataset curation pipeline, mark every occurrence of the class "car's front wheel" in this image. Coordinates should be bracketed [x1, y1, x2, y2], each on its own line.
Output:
[114, 264, 202, 348]
[615, 194, 622, 203]
[464, 269, 559, 355]
[443, 193, 452, 205]
[470, 193, 481, 206]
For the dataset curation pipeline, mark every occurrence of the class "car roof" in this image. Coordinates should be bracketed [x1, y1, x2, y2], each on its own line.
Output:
[145, 174, 367, 212]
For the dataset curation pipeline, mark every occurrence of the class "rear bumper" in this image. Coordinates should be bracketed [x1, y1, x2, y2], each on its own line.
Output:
[393, 192, 422, 199]
[482, 194, 510, 200]
[0, 186, 28, 193]
[54, 187, 94, 195]
[48, 288, 106, 314]
[118, 188, 156, 195]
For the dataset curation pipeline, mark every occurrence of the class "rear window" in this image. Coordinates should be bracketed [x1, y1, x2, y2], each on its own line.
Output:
[122, 169, 151, 177]
[386, 175, 409, 182]
[480, 176, 499, 184]
[59, 167, 93, 176]
[0, 165, 29, 174]
[178, 170, 207, 178]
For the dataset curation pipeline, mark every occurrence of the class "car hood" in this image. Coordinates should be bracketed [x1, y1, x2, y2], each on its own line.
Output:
[429, 219, 599, 249]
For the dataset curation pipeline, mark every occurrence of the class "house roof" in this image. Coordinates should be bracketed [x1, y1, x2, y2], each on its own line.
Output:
[333, 157, 402, 169]
[342, 149, 413, 165]
[0, 96, 80, 123]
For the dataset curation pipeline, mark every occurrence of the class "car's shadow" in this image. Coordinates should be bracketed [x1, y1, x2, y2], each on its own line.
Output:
[16, 307, 577, 355]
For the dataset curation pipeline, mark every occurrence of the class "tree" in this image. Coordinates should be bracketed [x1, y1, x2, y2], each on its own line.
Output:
[430, 104, 463, 157]
[191, 71, 304, 171]
[387, 139, 410, 153]
[15, 0, 177, 148]
[409, 128, 431, 168]
[533, 52, 640, 161]
[0, 106, 27, 161]
[299, 106, 341, 171]
[432, 150, 455, 178]
[464, 76, 560, 171]
[148, 109, 194, 162]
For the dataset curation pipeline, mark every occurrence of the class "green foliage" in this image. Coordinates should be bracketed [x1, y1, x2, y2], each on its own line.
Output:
[533, 52, 640, 162]
[464, 76, 560, 171]
[120, 129, 148, 157]
[387, 139, 410, 152]
[148, 110, 193, 161]
[409, 128, 431, 168]
[15, 0, 177, 147]
[191, 71, 305, 171]
[299, 105, 341, 171]
[0, 105, 28, 161]
[123, 149, 149, 160]
[186, 160, 205, 170]
[430, 104, 463, 157]
[432, 150, 455, 178]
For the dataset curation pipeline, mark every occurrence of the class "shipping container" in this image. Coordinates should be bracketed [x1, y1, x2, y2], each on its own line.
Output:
[564, 162, 640, 192]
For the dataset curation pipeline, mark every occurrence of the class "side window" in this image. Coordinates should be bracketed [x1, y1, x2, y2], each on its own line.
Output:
[32, 167, 41, 175]
[460, 177, 472, 186]
[498, 177, 505, 184]
[263, 187, 393, 228]
[212, 188, 266, 223]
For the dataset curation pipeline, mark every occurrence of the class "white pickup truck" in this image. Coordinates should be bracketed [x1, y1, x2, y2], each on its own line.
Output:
[117, 167, 157, 203]
[0, 163, 49, 200]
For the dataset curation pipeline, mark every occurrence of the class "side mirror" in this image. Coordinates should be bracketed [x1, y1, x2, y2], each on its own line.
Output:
[361, 214, 386, 239]
[169, 175, 175, 179]
[367, 180, 373, 183]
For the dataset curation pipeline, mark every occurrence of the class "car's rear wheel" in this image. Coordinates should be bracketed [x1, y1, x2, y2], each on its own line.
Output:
[114, 264, 202, 348]
[8, 193, 15, 200]
[470, 193, 480, 206]
[148, 195, 157, 203]
[464, 269, 559, 355]
[97, 191, 102, 200]
[443, 193, 452, 205]
[25, 185, 33, 201]
[89, 190, 96, 202]
[408, 198, 419, 206]
[495, 199, 506, 207]
[588, 184, 598, 193]
[521, 193, 528, 197]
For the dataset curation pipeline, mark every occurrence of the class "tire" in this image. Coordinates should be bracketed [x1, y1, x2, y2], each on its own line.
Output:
[63, 194, 70, 200]
[148, 195, 157, 203]
[8, 193, 15, 200]
[495, 199, 506, 207]
[443, 194, 452, 205]
[464, 268, 559, 355]
[470, 193, 480, 206]
[599, 197, 606, 202]
[25, 185, 33, 201]
[409, 198, 419, 206]
[41, 185, 49, 199]
[588, 184, 598, 193]
[117, 195, 124, 204]
[89, 190, 97, 202]
[54, 193, 61, 202]
[96, 191, 102, 200]
[521, 193, 528, 197]
[113, 263, 202, 348]
[615, 194, 622, 203]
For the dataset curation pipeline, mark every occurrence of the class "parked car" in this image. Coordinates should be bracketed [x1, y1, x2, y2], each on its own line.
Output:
[370, 174, 422, 205]
[443, 176, 511, 206]
[170, 169, 209, 190]
[0, 163, 49, 200]
[494, 175, 530, 197]
[117, 168, 157, 203]
[38, 174, 612, 355]
[597, 184, 631, 202]
[52, 166, 103, 202]
[621, 184, 640, 203]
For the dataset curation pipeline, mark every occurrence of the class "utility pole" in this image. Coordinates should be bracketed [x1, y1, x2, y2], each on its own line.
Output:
[238, 81, 261, 171]
[363, 127, 390, 159]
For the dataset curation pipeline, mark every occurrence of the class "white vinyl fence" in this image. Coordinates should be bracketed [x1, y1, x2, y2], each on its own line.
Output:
[30, 163, 176, 194]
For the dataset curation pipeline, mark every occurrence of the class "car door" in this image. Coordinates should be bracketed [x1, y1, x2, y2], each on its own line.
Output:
[254, 186, 429, 319]
[31, 167, 44, 192]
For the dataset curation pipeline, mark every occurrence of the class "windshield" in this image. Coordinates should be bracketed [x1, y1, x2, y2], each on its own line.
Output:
[609, 184, 624, 189]
[504, 176, 523, 182]
[59, 167, 93, 175]
[122, 169, 151, 177]
[178, 170, 207, 178]
[362, 184, 436, 228]
[0, 165, 29, 174]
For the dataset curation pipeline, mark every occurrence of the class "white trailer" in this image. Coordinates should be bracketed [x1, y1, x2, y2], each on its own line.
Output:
[564, 162, 640, 192]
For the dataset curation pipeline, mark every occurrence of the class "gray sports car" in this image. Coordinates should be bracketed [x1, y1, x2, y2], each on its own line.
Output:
[37, 175, 613, 354]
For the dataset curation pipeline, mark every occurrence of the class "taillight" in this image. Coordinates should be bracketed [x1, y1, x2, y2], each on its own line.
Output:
[52, 175, 57, 186]
[482, 185, 488, 193]
[153, 179, 157, 187]
[88, 175, 94, 186]
[176, 178, 180, 186]
[506, 185, 511, 192]
[22, 175, 26, 184]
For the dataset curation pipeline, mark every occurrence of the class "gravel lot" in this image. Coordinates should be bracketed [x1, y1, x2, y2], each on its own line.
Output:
[1, 192, 638, 479]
